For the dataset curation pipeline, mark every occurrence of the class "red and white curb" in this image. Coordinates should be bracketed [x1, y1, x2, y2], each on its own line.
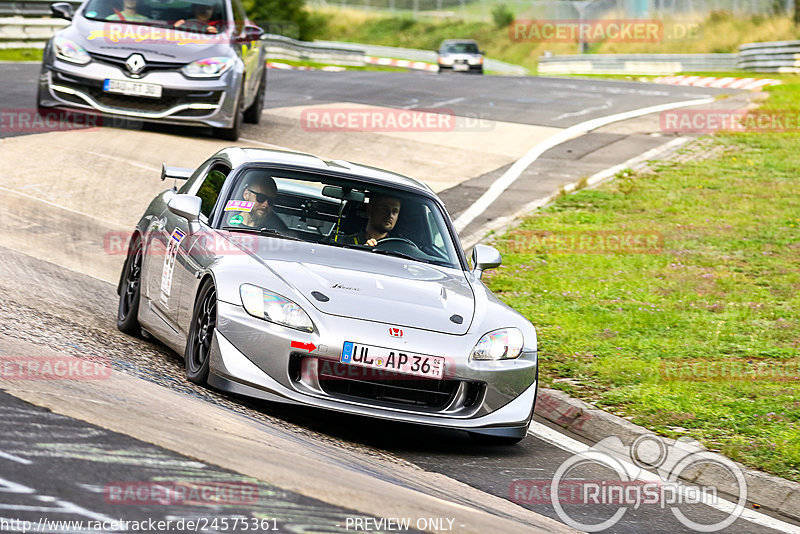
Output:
[365, 56, 438, 72]
[266, 61, 345, 72]
[653, 75, 780, 90]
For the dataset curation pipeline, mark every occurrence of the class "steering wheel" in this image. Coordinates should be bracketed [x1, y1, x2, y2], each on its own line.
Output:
[376, 237, 420, 250]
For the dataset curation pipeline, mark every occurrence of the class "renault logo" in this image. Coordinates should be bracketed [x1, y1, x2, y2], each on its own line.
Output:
[125, 54, 146, 75]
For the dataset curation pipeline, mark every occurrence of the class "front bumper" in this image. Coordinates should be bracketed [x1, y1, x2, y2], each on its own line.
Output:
[39, 58, 237, 128]
[208, 301, 538, 434]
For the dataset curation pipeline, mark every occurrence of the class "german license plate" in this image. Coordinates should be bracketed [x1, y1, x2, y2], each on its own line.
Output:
[453, 63, 469, 71]
[103, 79, 162, 98]
[341, 341, 445, 380]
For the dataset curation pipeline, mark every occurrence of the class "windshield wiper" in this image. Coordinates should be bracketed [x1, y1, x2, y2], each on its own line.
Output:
[222, 226, 302, 241]
[370, 248, 419, 262]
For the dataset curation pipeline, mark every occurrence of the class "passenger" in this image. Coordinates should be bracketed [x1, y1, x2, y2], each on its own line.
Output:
[343, 194, 402, 246]
[106, 0, 149, 21]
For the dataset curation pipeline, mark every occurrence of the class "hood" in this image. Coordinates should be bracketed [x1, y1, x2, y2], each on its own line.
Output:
[242, 239, 475, 335]
[68, 15, 230, 61]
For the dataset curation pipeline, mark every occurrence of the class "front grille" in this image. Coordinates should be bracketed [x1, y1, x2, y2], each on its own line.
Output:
[52, 71, 221, 114]
[89, 51, 184, 76]
[306, 358, 485, 412]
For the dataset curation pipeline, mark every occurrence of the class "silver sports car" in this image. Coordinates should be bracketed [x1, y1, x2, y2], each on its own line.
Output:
[117, 147, 538, 443]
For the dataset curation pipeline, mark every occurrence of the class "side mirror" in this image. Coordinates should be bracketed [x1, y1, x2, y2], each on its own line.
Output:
[51, 2, 74, 20]
[167, 194, 202, 224]
[471, 244, 501, 278]
[240, 24, 264, 42]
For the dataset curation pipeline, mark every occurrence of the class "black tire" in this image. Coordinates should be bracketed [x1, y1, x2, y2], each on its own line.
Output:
[243, 70, 266, 124]
[117, 235, 143, 336]
[214, 85, 243, 141]
[185, 280, 216, 385]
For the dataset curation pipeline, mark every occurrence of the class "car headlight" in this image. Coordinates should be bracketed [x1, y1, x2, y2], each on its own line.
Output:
[181, 57, 234, 78]
[438, 56, 454, 66]
[53, 37, 91, 65]
[240, 284, 314, 332]
[470, 328, 524, 360]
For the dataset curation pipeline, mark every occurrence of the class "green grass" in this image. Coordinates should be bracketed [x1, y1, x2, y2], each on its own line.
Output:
[483, 78, 800, 482]
[310, 8, 800, 73]
[0, 48, 43, 62]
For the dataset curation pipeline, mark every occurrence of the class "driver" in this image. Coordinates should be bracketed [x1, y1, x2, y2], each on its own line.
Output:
[344, 194, 401, 246]
[237, 172, 285, 230]
[174, 2, 220, 33]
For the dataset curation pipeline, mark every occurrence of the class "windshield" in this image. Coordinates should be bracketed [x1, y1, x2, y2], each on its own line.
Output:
[442, 42, 479, 54]
[83, 0, 227, 34]
[216, 167, 463, 269]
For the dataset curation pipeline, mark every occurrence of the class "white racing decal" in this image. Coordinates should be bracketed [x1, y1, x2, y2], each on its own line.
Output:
[160, 228, 186, 307]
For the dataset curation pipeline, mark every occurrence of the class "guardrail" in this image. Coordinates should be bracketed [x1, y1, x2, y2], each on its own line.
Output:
[261, 33, 365, 66]
[537, 53, 739, 75]
[0, 15, 66, 48]
[738, 40, 800, 72]
[314, 40, 528, 75]
[0, 0, 80, 16]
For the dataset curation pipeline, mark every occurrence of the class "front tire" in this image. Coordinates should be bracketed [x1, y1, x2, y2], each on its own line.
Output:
[185, 280, 216, 385]
[117, 235, 143, 335]
[243, 70, 266, 124]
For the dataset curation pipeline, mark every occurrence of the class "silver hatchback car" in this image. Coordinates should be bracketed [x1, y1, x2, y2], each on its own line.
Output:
[38, 0, 266, 140]
[117, 147, 539, 444]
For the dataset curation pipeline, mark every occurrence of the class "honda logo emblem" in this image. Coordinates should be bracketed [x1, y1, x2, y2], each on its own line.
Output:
[125, 54, 146, 75]
[389, 327, 403, 338]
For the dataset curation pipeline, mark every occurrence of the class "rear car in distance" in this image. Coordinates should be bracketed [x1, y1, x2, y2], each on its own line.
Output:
[117, 148, 538, 444]
[38, 0, 266, 140]
[437, 39, 484, 74]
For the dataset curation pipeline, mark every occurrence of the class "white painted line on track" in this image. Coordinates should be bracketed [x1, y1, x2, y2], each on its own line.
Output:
[82, 150, 161, 172]
[453, 96, 715, 233]
[458, 137, 691, 249]
[426, 97, 466, 109]
[0, 451, 32, 465]
[528, 422, 800, 533]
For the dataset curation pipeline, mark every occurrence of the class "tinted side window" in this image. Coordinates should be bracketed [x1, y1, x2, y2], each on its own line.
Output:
[196, 166, 229, 219]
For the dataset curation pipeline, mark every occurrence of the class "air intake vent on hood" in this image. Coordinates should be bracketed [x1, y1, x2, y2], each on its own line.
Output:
[311, 291, 330, 302]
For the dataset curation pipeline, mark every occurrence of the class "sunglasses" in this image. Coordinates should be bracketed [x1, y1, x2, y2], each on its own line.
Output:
[246, 188, 274, 204]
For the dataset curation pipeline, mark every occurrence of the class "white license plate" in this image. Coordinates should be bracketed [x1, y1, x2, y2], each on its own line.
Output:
[453, 63, 469, 71]
[103, 79, 162, 98]
[341, 341, 445, 380]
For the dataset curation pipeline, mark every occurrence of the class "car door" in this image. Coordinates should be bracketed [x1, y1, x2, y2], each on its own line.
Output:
[173, 162, 230, 338]
[139, 194, 192, 347]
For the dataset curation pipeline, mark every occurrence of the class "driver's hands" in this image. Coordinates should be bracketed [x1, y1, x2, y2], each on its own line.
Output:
[365, 238, 378, 247]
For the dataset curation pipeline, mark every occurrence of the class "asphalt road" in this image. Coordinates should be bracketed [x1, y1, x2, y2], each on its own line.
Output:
[1, 64, 797, 533]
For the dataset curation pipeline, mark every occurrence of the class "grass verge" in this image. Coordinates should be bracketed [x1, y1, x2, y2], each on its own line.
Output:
[483, 78, 800, 482]
[310, 8, 800, 73]
[0, 48, 43, 62]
